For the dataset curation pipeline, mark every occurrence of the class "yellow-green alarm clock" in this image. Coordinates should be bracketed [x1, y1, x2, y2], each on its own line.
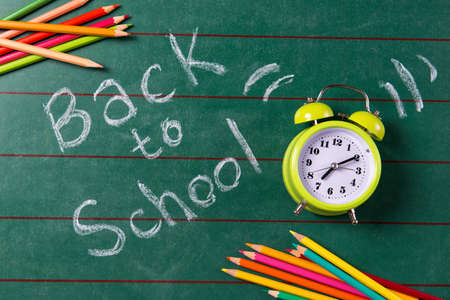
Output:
[282, 84, 385, 224]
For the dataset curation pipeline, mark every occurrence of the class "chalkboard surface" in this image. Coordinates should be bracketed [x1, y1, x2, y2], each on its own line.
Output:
[0, 0, 448, 299]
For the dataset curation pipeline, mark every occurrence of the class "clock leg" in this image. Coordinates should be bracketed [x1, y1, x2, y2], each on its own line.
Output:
[348, 209, 359, 225]
[293, 200, 306, 215]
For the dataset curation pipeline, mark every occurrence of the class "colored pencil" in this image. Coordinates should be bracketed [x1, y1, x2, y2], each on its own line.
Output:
[363, 272, 441, 300]
[1, 0, 55, 21]
[0, 20, 129, 37]
[290, 230, 403, 300]
[268, 290, 308, 300]
[288, 248, 420, 300]
[0, 38, 102, 68]
[0, 4, 120, 56]
[0, 24, 130, 75]
[0, 16, 128, 65]
[221, 268, 338, 300]
[288, 245, 384, 300]
[245, 243, 338, 279]
[241, 251, 367, 298]
[0, 0, 90, 40]
[228, 257, 367, 300]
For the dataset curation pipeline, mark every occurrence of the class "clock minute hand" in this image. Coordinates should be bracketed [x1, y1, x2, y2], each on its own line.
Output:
[337, 154, 359, 166]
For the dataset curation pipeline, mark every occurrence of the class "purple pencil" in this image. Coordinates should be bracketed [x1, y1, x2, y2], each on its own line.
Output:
[0, 15, 128, 65]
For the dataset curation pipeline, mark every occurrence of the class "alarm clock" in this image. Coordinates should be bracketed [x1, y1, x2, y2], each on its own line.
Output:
[282, 84, 385, 224]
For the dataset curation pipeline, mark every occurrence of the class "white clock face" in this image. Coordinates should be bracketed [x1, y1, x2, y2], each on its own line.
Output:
[298, 127, 376, 205]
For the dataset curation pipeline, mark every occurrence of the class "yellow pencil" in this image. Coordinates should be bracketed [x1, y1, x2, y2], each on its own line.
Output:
[221, 268, 337, 300]
[0, 38, 102, 69]
[290, 230, 403, 300]
[245, 243, 339, 279]
[0, 20, 129, 37]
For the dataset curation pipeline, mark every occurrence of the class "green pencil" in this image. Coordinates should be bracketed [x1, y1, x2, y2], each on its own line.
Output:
[0, 24, 132, 75]
[267, 290, 307, 300]
[1, 0, 55, 21]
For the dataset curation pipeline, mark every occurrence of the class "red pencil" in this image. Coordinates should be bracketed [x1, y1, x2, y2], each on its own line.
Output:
[0, 4, 119, 56]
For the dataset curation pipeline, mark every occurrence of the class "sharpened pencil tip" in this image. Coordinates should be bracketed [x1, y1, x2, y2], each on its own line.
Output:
[113, 4, 120, 8]
[115, 30, 130, 37]
[221, 268, 228, 272]
[238, 250, 244, 254]
[87, 60, 104, 69]
[245, 243, 253, 247]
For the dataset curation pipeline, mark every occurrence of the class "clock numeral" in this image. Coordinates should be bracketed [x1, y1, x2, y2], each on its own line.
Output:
[306, 159, 312, 166]
[315, 182, 321, 190]
[340, 186, 346, 194]
[327, 187, 333, 195]
[333, 138, 342, 146]
[355, 167, 362, 175]
[354, 154, 360, 161]
[309, 148, 320, 155]
[347, 144, 351, 151]
[320, 140, 329, 148]
[307, 172, 314, 179]
[350, 178, 356, 186]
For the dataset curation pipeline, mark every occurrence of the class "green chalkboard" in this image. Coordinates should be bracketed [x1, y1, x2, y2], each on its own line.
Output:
[0, 0, 448, 299]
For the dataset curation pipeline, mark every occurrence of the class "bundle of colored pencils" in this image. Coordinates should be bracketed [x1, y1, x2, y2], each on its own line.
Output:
[222, 230, 442, 300]
[0, 0, 133, 75]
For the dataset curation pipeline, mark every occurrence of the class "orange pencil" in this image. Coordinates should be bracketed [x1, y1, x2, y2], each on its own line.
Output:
[227, 257, 367, 300]
[0, 0, 90, 40]
[245, 243, 339, 279]
[0, 20, 129, 37]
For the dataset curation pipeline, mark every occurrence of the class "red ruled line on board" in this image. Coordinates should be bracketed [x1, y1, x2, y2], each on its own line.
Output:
[129, 32, 450, 42]
[0, 278, 447, 286]
[0, 216, 448, 226]
[0, 91, 449, 103]
[0, 153, 449, 164]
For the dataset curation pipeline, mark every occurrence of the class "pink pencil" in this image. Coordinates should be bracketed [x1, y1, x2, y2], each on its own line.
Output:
[0, 15, 128, 66]
[240, 250, 366, 298]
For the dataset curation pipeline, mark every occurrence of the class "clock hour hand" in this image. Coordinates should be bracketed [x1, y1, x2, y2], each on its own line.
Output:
[320, 167, 335, 180]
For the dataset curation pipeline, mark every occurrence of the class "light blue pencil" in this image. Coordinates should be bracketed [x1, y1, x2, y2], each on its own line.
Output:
[292, 243, 385, 300]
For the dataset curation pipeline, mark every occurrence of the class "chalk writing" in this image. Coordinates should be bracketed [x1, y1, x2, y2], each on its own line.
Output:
[44, 87, 91, 153]
[243, 63, 280, 95]
[131, 128, 163, 159]
[416, 55, 437, 83]
[214, 157, 241, 192]
[169, 28, 227, 86]
[94, 79, 137, 127]
[161, 118, 183, 147]
[263, 74, 295, 102]
[73, 199, 126, 257]
[188, 175, 216, 208]
[391, 58, 423, 112]
[226, 118, 261, 174]
[378, 81, 406, 118]
[141, 64, 176, 103]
